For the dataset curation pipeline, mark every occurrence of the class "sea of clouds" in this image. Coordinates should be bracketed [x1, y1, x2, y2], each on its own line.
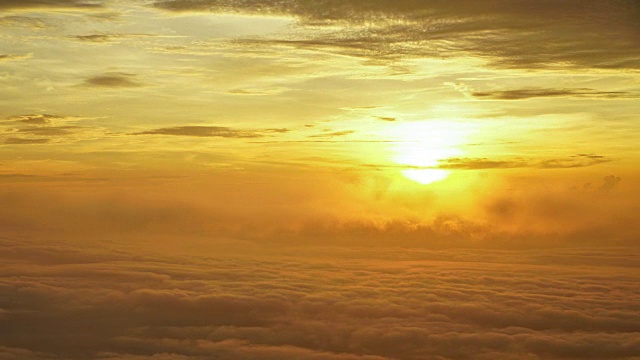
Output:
[2, 238, 639, 360]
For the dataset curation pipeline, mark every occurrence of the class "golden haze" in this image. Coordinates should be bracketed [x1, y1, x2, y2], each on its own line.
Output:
[1, 1, 639, 359]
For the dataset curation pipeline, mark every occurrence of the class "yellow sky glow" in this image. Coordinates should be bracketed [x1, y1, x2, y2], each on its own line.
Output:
[388, 121, 474, 183]
[0, 0, 637, 245]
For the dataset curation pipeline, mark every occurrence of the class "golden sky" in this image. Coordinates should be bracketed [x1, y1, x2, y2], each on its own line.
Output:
[1, 2, 640, 359]
[2, 0, 639, 246]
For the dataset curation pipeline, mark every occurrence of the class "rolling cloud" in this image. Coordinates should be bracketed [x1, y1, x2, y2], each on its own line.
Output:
[1, 237, 639, 360]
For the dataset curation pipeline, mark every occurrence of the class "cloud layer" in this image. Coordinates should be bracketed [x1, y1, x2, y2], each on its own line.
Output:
[1, 238, 639, 360]
[152, 0, 640, 69]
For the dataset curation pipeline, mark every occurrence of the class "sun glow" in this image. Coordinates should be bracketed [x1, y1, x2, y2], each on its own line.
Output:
[402, 169, 450, 184]
[390, 121, 472, 184]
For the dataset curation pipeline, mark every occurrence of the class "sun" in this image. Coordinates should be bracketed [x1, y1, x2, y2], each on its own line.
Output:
[401, 169, 450, 184]
[388, 121, 472, 185]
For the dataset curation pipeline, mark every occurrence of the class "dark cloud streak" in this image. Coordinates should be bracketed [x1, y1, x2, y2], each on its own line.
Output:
[4, 114, 67, 125]
[0, 0, 104, 10]
[438, 154, 612, 170]
[152, 0, 640, 69]
[472, 88, 634, 100]
[71, 33, 157, 44]
[0, 54, 30, 62]
[135, 126, 289, 138]
[309, 130, 355, 138]
[4, 137, 50, 145]
[375, 116, 396, 122]
[84, 73, 144, 88]
[18, 126, 80, 136]
[1, 114, 96, 145]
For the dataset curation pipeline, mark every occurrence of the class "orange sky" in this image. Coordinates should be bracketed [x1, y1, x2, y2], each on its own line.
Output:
[1, 0, 639, 247]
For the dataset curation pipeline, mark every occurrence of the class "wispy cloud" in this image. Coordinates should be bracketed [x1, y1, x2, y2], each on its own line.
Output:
[84, 73, 144, 88]
[1, 113, 99, 145]
[151, 0, 640, 69]
[71, 33, 164, 44]
[0, 15, 49, 29]
[4, 137, 50, 145]
[5, 114, 72, 126]
[0, 0, 104, 10]
[17, 126, 80, 136]
[73, 34, 117, 43]
[375, 116, 396, 122]
[0, 54, 31, 62]
[472, 88, 634, 100]
[135, 126, 289, 138]
[227, 87, 289, 96]
[438, 154, 612, 170]
[309, 130, 355, 138]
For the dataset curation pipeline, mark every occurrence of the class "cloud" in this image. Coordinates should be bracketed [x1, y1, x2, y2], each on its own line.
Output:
[227, 87, 289, 96]
[71, 33, 158, 44]
[1, 113, 101, 145]
[438, 158, 523, 170]
[309, 130, 355, 138]
[0, 54, 31, 62]
[537, 154, 613, 169]
[4, 137, 50, 145]
[1, 166, 637, 250]
[5, 114, 71, 126]
[73, 34, 115, 43]
[0, 0, 104, 10]
[228, 89, 259, 95]
[18, 126, 80, 136]
[438, 154, 612, 170]
[599, 175, 622, 192]
[0, 235, 639, 360]
[471, 88, 634, 100]
[0, 15, 49, 29]
[375, 116, 396, 122]
[135, 126, 288, 138]
[84, 73, 144, 88]
[151, 0, 640, 69]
